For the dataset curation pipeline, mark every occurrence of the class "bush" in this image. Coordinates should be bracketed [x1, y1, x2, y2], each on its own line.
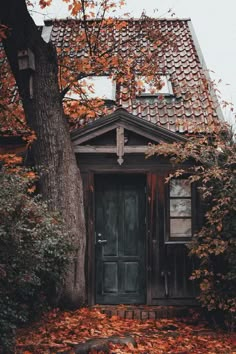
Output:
[187, 134, 236, 329]
[147, 125, 236, 329]
[0, 171, 73, 352]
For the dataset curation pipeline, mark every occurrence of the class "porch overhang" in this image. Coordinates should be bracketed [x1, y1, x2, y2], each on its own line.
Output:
[71, 108, 187, 165]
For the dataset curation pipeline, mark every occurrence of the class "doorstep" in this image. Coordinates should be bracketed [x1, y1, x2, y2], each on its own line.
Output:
[93, 305, 197, 320]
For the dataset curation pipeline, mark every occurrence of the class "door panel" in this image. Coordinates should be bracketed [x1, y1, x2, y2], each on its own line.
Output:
[95, 175, 146, 304]
[123, 262, 139, 292]
[103, 262, 118, 293]
[123, 190, 139, 256]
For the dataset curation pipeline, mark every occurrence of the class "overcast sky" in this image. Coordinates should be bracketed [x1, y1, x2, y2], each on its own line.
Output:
[32, 0, 236, 126]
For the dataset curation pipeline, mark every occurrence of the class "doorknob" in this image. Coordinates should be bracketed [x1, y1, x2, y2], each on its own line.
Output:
[97, 239, 107, 244]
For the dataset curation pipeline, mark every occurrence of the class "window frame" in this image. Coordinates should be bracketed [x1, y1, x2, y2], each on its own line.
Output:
[65, 75, 116, 102]
[165, 177, 197, 244]
[136, 74, 174, 97]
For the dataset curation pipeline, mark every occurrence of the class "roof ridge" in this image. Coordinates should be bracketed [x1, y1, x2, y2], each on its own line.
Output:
[44, 17, 191, 25]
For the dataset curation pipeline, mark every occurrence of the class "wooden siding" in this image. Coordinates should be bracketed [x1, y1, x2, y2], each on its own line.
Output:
[80, 152, 199, 306]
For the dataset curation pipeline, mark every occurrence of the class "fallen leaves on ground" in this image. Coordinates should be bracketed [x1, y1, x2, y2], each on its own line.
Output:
[16, 307, 236, 353]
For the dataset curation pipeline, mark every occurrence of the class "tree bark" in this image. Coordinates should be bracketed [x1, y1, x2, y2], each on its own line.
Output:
[1, 0, 86, 307]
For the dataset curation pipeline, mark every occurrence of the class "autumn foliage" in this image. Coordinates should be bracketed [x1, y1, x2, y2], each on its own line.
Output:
[57, 15, 177, 127]
[147, 124, 236, 328]
[16, 307, 236, 353]
[1, 1, 236, 352]
[0, 1, 179, 133]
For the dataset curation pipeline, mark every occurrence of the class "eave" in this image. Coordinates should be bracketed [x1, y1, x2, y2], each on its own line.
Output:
[71, 108, 188, 145]
[71, 108, 187, 165]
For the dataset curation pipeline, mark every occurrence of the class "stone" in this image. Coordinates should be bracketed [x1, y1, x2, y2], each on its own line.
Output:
[57, 335, 137, 354]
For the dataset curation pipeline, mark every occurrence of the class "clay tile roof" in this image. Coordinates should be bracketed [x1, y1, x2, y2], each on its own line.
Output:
[47, 18, 221, 134]
[0, 18, 222, 137]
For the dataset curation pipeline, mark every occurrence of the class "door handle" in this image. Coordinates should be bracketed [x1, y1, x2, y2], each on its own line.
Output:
[97, 239, 107, 244]
[161, 271, 171, 297]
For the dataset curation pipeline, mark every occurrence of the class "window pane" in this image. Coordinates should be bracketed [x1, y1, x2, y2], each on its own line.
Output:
[170, 199, 191, 217]
[65, 76, 116, 101]
[170, 219, 192, 238]
[84, 76, 116, 100]
[170, 179, 191, 197]
[136, 75, 173, 95]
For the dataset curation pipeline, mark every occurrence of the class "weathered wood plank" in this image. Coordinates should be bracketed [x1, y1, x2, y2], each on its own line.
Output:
[74, 145, 149, 153]
[146, 173, 157, 304]
[74, 145, 117, 153]
[87, 172, 95, 305]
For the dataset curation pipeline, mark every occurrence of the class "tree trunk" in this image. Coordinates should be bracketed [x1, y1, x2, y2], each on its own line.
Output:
[1, 0, 86, 307]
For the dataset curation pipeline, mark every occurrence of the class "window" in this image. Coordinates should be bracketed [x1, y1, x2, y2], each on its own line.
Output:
[168, 179, 192, 240]
[136, 75, 173, 96]
[66, 76, 116, 101]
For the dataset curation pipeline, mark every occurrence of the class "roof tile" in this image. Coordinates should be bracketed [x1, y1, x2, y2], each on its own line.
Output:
[42, 19, 221, 133]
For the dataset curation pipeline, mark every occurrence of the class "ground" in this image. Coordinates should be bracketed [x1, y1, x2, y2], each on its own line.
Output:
[16, 307, 236, 354]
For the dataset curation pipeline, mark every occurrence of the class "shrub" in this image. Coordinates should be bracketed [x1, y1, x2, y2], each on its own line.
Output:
[147, 125, 236, 329]
[0, 171, 73, 352]
[187, 134, 236, 329]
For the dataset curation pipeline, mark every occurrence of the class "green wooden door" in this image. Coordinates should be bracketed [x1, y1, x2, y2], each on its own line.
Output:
[95, 175, 146, 304]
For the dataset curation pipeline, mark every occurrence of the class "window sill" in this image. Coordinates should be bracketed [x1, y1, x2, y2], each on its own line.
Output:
[164, 239, 192, 244]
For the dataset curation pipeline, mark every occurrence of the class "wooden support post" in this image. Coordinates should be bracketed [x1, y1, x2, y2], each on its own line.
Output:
[116, 126, 124, 165]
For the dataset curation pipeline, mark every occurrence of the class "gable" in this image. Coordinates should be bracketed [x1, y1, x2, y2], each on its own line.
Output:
[71, 108, 187, 165]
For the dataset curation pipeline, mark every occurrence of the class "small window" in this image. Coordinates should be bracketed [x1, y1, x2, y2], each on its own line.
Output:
[136, 75, 173, 96]
[168, 179, 192, 240]
[66, 76, 116, 101]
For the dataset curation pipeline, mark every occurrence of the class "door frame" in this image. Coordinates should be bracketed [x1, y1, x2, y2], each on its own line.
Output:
[86, 169, 197, 306]
[87, 171, 149, 306]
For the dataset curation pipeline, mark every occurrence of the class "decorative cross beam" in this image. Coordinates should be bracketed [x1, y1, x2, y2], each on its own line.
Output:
[73, 124, 149, 164]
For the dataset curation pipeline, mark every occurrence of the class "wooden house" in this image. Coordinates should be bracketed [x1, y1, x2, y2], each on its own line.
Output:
[2, 18, 222, 306]
[43, 18, 222, 306]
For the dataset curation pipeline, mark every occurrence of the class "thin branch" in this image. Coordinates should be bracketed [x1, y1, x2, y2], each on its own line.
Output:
[60, 18, 177, 99]
[0, 102, 26, 128]
[81, 0, 93, 56]
[60, 72, 96, 99]
[92, 1, 107, 54]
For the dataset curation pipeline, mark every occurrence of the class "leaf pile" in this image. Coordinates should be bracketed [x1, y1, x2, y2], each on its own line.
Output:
[16, 307, 236, 353]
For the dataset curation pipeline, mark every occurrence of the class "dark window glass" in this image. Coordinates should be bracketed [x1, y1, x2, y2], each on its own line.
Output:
[169, 179, 192, 239]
